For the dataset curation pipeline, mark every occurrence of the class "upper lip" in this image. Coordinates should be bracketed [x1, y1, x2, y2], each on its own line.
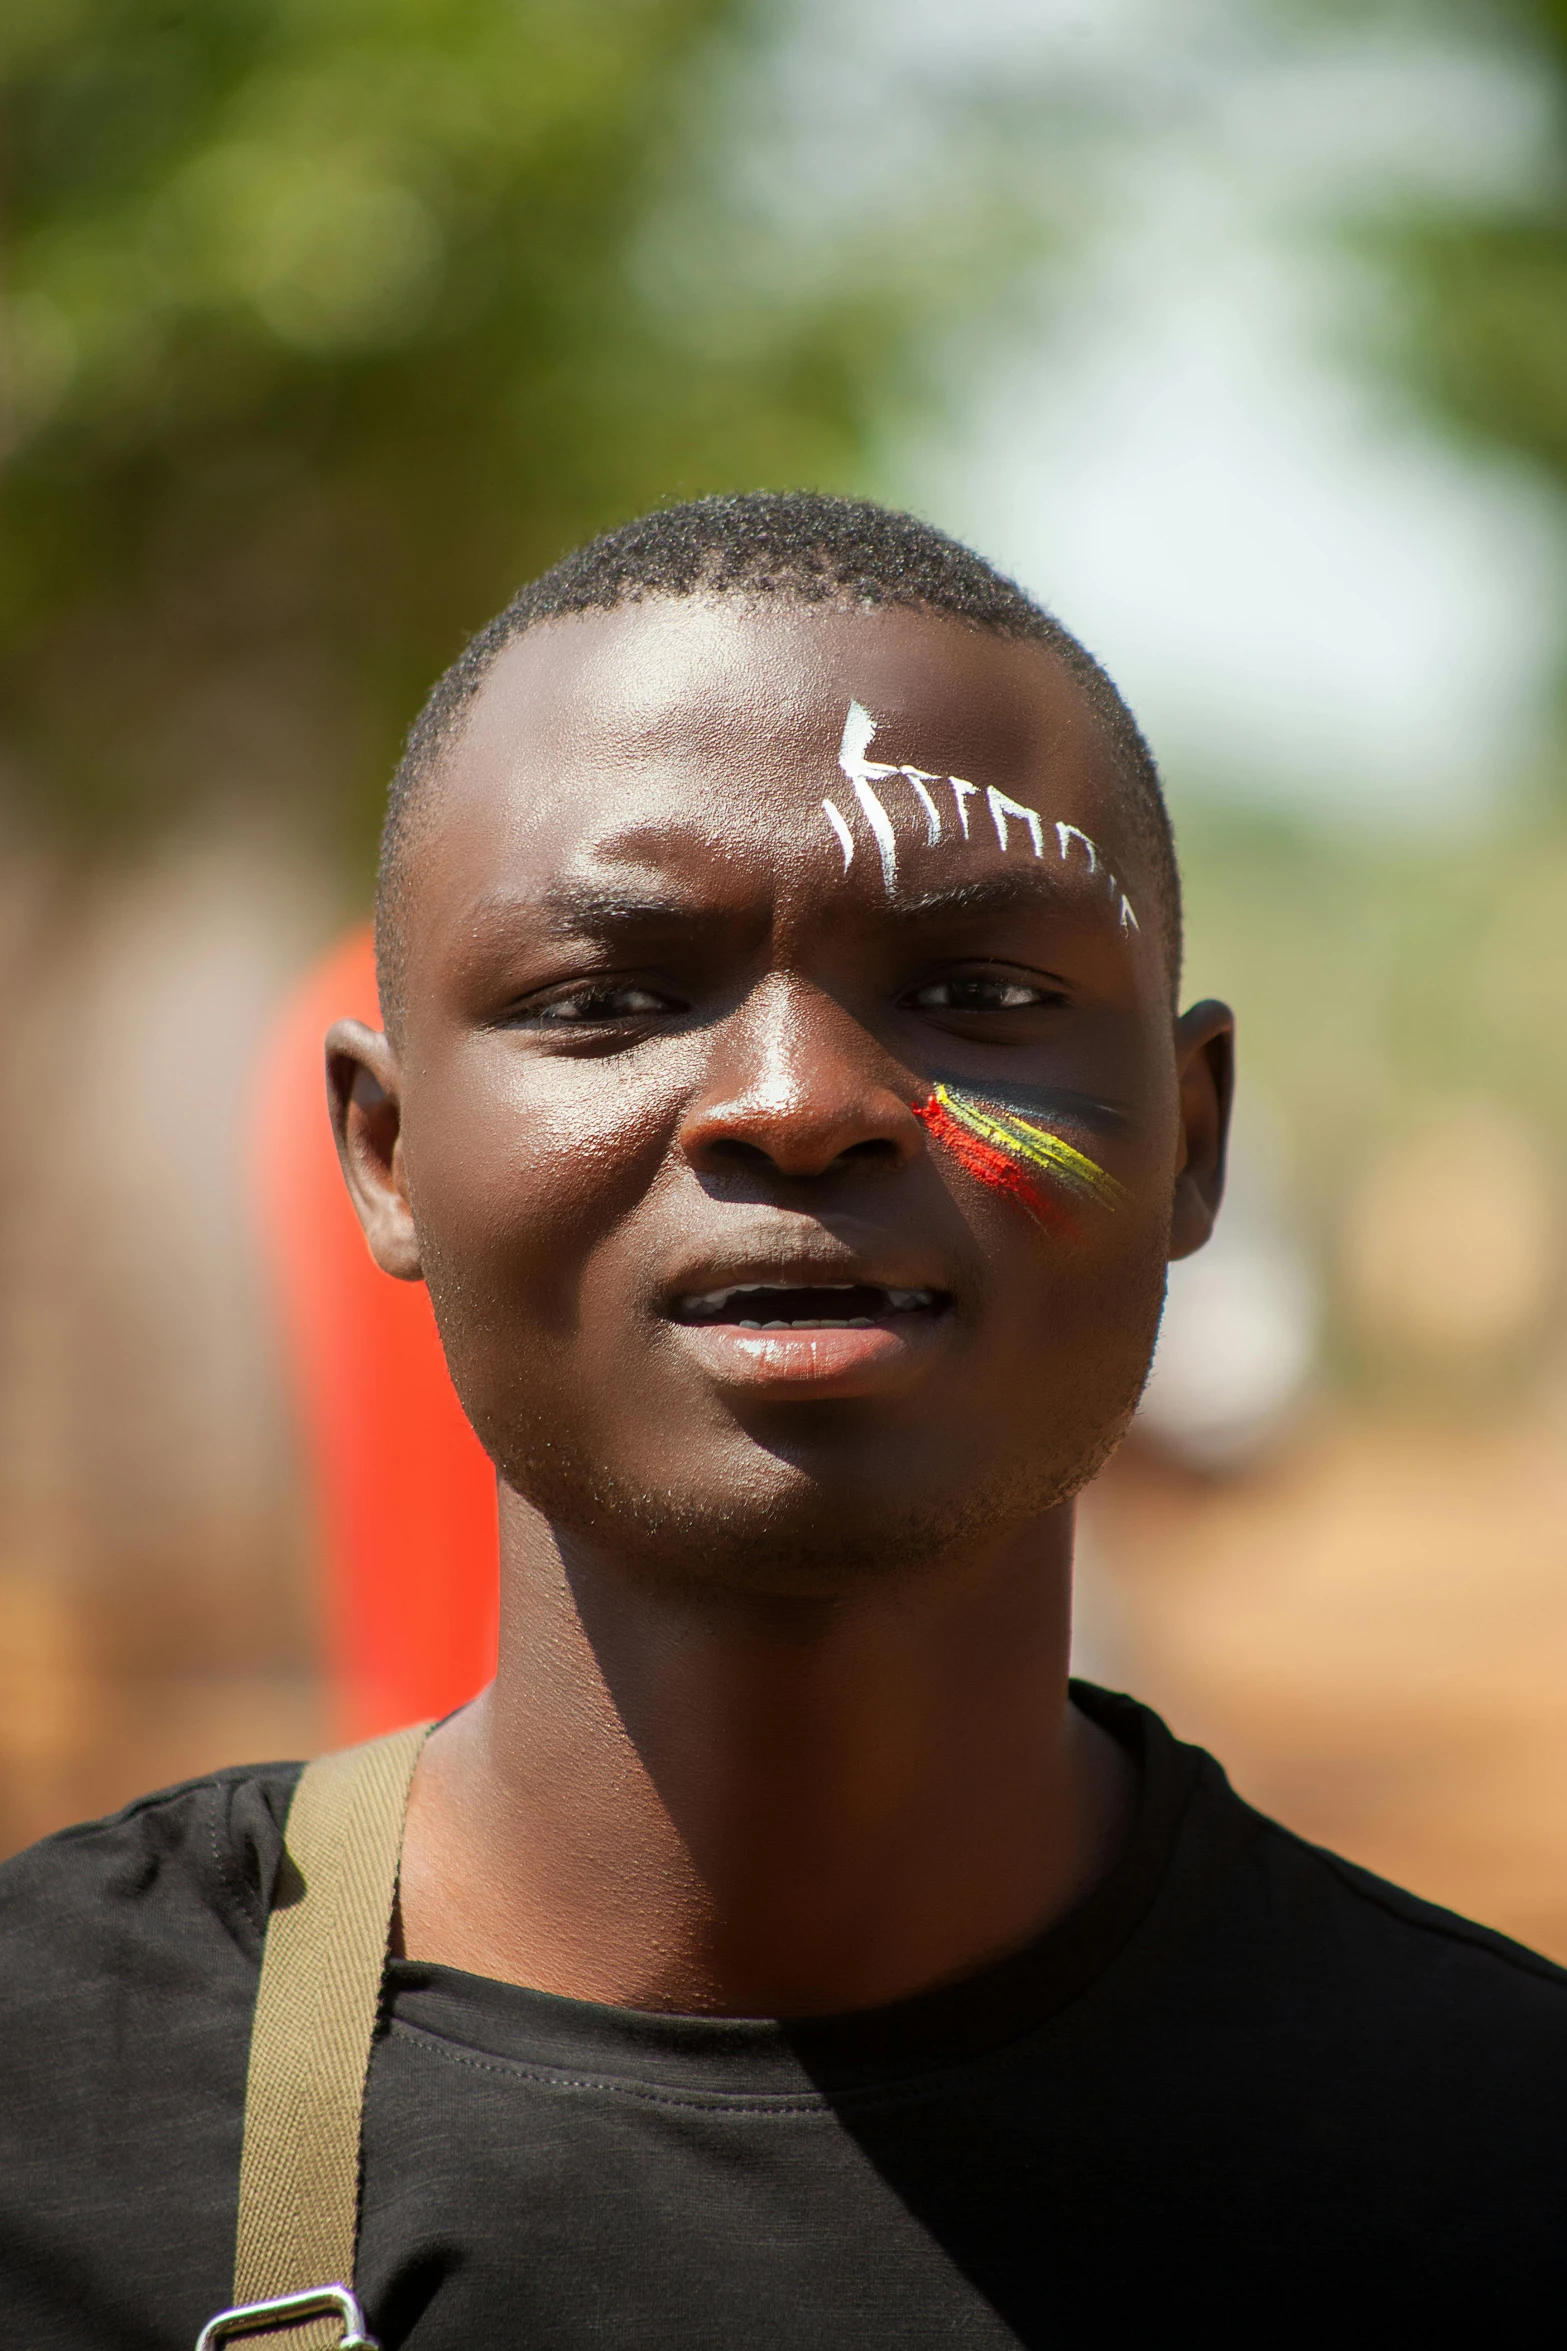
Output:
[659, 1247, 951, 1321]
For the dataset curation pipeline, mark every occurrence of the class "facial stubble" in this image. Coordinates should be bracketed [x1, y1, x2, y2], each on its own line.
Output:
[425, 1229, 1171, 1604]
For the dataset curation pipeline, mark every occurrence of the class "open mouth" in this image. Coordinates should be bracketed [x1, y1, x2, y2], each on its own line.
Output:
[670, 1282, 945, 1331]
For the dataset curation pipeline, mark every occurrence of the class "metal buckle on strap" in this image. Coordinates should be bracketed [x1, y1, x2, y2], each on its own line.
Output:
[195, 2283, 379, 2349]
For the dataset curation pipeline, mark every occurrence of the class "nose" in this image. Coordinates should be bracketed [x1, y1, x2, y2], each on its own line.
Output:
[678, 975, 923, 1182]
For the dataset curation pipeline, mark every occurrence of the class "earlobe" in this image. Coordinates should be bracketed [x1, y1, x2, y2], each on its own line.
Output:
[325, 1019, 424, 1282]
[1168, 999, 1235, 1263]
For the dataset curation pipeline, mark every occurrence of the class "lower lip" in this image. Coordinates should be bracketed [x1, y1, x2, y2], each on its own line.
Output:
[665, 1313, 946, 1396]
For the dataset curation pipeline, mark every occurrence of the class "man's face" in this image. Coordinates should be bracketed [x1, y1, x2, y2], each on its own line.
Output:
[342, 597, 1229, 1595]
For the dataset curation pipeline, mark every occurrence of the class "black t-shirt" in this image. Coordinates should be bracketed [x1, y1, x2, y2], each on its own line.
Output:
[2, 1683, 1564, 2347]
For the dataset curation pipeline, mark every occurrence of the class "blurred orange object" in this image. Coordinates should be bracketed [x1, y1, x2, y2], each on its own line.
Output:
[252, 925, 497, 1742]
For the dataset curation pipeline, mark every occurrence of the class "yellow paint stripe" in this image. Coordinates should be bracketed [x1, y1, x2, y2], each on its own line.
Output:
[933, 1086, 1127, 1209]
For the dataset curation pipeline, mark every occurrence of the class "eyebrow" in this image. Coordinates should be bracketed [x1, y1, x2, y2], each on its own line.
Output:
[460, 861, 1124, 947]
[541, 884, 708, 931]
[884, 871, 1108, 924]
[464, 883, 718, 944]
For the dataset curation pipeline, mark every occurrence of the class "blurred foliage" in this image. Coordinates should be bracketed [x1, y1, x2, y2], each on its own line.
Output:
[1161, 0, 1567, 1398]
[1174, 794, 1567, 1393]
[0, 0, 1001, 865]
[1180, 802, 1567, 1163]
[1365, 2, 1567, 511]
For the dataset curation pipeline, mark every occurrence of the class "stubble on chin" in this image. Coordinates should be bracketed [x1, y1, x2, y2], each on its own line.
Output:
[436, 1215, 1171, 1602]
[478, 1348, 1153, 1604]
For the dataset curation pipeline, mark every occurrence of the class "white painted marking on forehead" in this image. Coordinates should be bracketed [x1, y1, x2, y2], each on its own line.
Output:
[907, 774, 944, 846]
[987, 787, 1045, 859]
[821, 798, 855, 872]
[852, 777, 899, 893]
[824, 699, 1142, 939]
[1056, 822, 1098, 874]
[839, 699, 879, 777]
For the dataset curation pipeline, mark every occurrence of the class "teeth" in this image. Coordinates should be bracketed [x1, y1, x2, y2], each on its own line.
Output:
[683, 1281, 861, 1314]
[737, 1317, 879, 1330]
[678, 1283, 938, 1322]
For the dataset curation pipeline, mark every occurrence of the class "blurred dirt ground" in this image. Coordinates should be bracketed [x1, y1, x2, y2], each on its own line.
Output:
[1086, 1407, 1567, 1961]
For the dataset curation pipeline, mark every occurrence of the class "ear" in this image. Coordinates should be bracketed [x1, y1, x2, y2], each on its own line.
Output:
[1169, 998, 1235, 1262]
[325, 1019, 423, 1281]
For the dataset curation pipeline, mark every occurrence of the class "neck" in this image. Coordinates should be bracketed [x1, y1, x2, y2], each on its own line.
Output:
[397, 1490, 1133, 2017]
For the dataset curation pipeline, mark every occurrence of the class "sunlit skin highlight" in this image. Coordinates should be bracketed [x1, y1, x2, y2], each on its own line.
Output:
[327, 594, 1233, 2020]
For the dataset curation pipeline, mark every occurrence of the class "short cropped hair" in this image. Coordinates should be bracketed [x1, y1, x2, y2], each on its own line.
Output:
[376, 491, 1181, 1022]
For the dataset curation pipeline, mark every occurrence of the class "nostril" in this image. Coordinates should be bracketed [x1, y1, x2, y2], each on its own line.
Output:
[703, 1138, 786, 1171]
[701, 1133, 901, 1177]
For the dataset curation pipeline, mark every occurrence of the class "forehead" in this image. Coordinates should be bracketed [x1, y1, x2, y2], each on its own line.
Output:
[416, 596, 1141, 917]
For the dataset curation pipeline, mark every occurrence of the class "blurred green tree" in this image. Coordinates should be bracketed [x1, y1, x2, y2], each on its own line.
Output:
[0, 0, 990, 863]
[1367, 3, 1567, 527]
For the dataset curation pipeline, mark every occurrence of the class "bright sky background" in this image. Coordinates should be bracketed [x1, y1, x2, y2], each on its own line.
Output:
[865, 0, 1567, 826]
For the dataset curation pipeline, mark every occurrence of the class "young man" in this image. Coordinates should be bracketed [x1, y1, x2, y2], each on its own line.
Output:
[2, 492, 1564, 2345]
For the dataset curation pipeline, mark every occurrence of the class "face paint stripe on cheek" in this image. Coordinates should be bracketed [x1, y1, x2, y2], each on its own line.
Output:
[937, 1086, 1128, 1211]
[912, 1083, 1127, 1236]
[914, 1095, 1078, 1238]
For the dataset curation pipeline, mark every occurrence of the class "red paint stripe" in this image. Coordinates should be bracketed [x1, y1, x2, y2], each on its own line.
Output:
[913, 1096, 1078, 1239]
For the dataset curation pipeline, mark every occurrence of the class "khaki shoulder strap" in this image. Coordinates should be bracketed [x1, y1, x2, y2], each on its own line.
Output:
[197, 1722, 430, 2351]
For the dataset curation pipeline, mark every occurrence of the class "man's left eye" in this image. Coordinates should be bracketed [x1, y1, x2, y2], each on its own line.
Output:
[527, 984, 675, 1022]
[905, 977, 1051, 1012]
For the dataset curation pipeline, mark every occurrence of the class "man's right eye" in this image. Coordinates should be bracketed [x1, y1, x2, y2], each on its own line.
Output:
[516, 982, 680, 1024]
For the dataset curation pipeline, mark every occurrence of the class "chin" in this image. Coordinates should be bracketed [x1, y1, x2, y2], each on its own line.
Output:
[490, 1387, 1143, 1602]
